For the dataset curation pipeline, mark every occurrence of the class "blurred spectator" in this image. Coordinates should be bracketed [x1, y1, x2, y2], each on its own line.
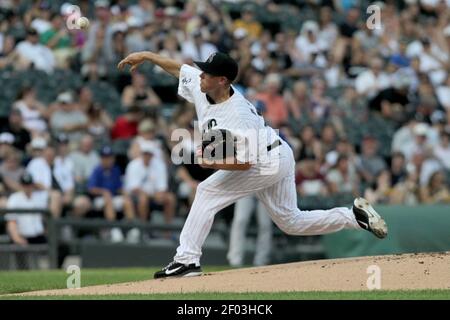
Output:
[364, 170, 393, 204]
[86, 102, 113, 144]
[128, 0, 155, 26]
[82, 0, 114, 66]
[39, 12, 74, 68]
[326, 154, 359, 196]
[87, 146, 135, 242]
[296, 125, 322, 161]
[0, 132, 16, 163]
[355, 57, 391, 99]
[296, 155, 328, 196]
[124, 142, 175, 225]
[255, 73, 288, 128]
[0, 108, 31, 151]
[390, 152, 408, 186]
[54, 134, 91, 218]
[50, 91, 88, 143]
[181, 30, 218, 62]
[434, 130, 450, 169]
[0, 149, 24, 207]
[111, 105, 142, 140]
[26, 146, 63, 218]
[355, 136, 387, 186]
[15, 28, 55, 73]
[128, 118, 165, 161]
[121, 72, 161, 110]
[13, 87, 49, 137]
[419, 170, 450, 203]
[5, 173, 47, 247]
[232, 5, 262, 41]
[295, 21, 327, 65]
[284, 80, 310, 124]
[69, 134, 100, 184]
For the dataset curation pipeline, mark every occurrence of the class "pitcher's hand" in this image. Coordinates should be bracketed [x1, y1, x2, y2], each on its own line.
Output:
[118, 52, 148, 72]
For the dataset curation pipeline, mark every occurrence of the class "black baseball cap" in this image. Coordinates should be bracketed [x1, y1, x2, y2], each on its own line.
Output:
[20, 173, 34, 185]
[194, 52, 239, 82]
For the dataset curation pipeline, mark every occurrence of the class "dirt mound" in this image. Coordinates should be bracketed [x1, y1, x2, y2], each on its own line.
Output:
[18, 252, 450, 296]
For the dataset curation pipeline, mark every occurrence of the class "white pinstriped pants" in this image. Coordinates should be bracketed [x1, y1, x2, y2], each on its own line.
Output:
[174, 141, 361, 265]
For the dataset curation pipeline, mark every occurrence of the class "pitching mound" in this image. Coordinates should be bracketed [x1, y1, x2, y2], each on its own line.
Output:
[18, 252, 450, 296]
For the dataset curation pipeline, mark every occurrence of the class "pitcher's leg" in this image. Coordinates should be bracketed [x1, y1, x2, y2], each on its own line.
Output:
[174, 181, 253, 265]
[227, 196, 255, 267]
[253, 200, 272, 266]
[256, 174, 361, 236]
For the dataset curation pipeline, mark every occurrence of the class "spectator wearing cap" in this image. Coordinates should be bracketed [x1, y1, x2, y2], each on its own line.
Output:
[28, 137, 48, 160]
[69, 134, 101, 185]
[254, 73, 288, 128]
[5, 173, 48, 247]
[128, 119, 164, 160]
[111, 105, 143, 140]
[14, 28, 56, 74]
[0, 108, 31, 151]
[50, 91, 88, 144]
[13, 87, 49, 137]
[87, 146, 136, 242]
[232, 5, 262, 40]
[124, 142, 175, 225]
[121, 72, 161, 110]
[355, 136, 387, 186]
[0, 132, 16, 163]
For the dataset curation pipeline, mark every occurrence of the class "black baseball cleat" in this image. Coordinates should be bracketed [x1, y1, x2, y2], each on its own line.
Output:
[352, 197, 388, 239]
[154, 261, 202, 279]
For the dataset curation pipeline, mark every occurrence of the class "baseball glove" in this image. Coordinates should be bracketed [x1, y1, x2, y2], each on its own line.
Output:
[201, 129, 236, 160]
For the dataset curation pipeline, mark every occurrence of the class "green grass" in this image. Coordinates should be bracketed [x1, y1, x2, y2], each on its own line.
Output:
[0, 267, 229, 295]
[0, 268, 449, 300]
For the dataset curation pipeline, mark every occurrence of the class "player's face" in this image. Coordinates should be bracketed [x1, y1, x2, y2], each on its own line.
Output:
[199, 72, 223, 93]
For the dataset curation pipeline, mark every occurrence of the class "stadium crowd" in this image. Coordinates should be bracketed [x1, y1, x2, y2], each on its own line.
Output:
[0, 0, 450, 248]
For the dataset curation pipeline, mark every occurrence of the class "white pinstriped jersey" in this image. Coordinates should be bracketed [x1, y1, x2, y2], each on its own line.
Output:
[178, 64, 280, 164]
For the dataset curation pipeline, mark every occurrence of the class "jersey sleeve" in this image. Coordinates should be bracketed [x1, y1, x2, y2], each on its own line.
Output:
[177, 64, 201, 103]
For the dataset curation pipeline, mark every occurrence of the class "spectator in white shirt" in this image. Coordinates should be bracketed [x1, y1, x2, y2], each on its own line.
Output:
[54, 135, 91, 217]
[434, 130, 450, 170]
[5, 173, 47, 246]
[355, 57, 391, 99]
[15, 28, 56, 74]
[125, 142, 175, 224]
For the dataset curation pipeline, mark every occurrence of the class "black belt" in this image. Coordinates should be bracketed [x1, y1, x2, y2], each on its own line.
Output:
[267, 140, 281, 152]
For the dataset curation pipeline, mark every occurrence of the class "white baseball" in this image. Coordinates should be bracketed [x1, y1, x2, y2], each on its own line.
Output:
[77, 17, 90, 29]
